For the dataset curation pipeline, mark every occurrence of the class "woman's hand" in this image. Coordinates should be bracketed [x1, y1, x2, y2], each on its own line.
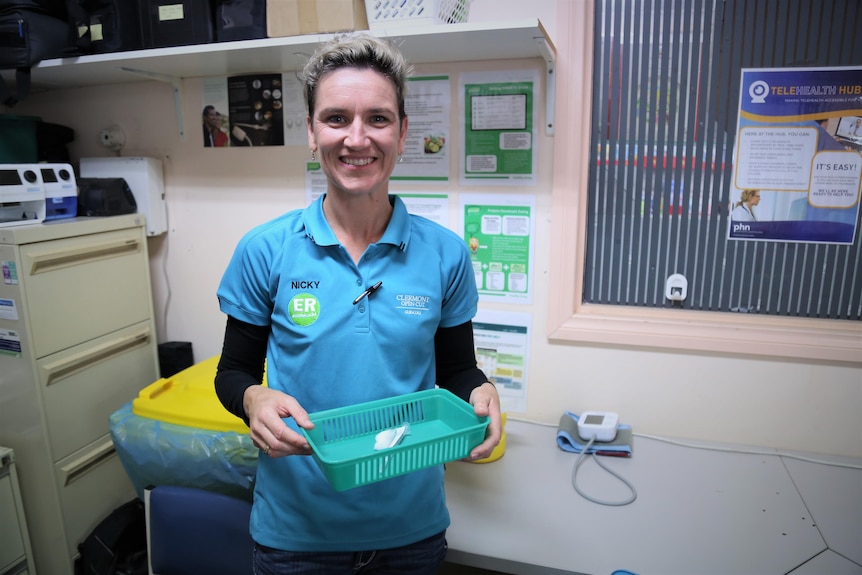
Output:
[466, 382, 502, 461]
[243, 385, 315, 458]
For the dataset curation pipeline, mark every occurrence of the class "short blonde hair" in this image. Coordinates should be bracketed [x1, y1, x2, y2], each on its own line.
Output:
[299, 33, 413, 121]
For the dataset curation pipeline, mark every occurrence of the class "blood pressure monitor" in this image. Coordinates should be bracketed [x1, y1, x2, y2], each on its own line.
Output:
[577, 411, 619, 442]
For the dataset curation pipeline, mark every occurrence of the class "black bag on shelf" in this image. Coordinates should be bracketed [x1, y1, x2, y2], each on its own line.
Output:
[139, 0, 214, 49]
[0, 0, 72, 106]
[215, 0, 266, 42]
[65, 0, 142, 55]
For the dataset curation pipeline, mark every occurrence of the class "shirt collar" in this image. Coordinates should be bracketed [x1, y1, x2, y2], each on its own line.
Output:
[302, 194, 411, 251]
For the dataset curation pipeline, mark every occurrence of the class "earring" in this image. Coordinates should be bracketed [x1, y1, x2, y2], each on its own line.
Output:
[398, 154, 403, 164]
[311, 150, 317, 161]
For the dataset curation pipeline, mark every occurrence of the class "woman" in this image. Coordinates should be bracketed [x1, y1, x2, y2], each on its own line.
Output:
[202, 105, 228, 147]
[214, 33, 501, 574]
[731, 189, 760, 221]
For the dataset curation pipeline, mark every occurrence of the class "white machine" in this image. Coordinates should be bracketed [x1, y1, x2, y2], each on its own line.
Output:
[577, 411, 619, 442]
[79, 156, 167, 236]
[39, 163, 78, 221]
[0, 164, 46, 228]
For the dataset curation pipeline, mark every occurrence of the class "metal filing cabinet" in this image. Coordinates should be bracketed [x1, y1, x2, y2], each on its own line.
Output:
[0, 447, 34, 575]
[0, 214, 160, 575]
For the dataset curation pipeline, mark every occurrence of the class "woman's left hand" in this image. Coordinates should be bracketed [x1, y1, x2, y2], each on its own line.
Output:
[467, 382, 502, 460]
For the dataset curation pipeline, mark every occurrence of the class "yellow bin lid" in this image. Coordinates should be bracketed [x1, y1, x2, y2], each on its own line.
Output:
[132, 355, 265, 433]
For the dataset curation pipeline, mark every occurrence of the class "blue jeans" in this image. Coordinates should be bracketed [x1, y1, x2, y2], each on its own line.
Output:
[252, 531, 448, 575]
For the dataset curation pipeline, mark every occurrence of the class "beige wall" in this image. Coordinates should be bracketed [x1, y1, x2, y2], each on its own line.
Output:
[7, 0, 861, 457]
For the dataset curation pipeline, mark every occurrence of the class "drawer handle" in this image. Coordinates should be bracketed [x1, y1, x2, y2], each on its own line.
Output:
[41, 327, 152, 387]
[60, 438, 115, 486]
[28, 238, 141, 275]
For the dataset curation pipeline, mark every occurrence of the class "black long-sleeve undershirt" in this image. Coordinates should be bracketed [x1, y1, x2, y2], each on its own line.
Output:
[214, 316, 489, 422]
[214, 316, 268, 423]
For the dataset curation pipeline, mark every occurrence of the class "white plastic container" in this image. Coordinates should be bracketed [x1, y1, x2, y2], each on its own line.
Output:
[80, 156, 167, 237]
[365, 0, 472, 32]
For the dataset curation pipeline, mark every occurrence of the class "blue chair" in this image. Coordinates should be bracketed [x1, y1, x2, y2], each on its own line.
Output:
[144, 485, 254, 575]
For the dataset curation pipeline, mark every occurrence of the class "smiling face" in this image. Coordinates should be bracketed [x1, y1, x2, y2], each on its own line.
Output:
[204, 109, 221, 131]
[308, 68, 408, 199]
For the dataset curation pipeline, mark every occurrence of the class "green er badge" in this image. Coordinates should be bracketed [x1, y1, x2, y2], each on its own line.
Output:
[289, 293, 320, 326]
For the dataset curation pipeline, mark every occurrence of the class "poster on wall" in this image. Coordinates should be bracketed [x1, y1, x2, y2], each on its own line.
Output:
[304, 167, 452, 229]
[201, 73, 306, 148]
[392, 76, 451, 182]
[461, 193, 535, 304]
[473, 308, 530, 414]
[279, 73, 309, 146]
[201, 77, 231, 147]
[226, 74, 285, 147]
[399, 193, 451, 229]
[305, 161, 326, 204]
[459, 70, 539, 185]
[729, 66, 862, 244]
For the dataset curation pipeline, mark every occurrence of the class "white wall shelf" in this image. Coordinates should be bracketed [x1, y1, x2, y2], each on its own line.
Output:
[7, 19, 555, 138]
[18, 19, 553, 90]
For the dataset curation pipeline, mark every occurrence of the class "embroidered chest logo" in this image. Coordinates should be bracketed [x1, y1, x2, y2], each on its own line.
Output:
[289, 293, 320, 326]
[395, 294, 432, 317]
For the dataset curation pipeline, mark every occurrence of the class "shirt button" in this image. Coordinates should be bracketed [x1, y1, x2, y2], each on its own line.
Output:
[356, 279, 362, 286]
[358, 304, 366, 313]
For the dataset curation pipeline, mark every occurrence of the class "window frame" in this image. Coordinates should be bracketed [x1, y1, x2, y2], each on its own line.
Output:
[547, 0, 862, 364]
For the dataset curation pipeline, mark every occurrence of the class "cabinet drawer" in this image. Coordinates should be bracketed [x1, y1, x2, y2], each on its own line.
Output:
[19, 227, 152, 358]
[40, 321, 158, 461]
[0, 470, 25, 574]
[55, 436, 136, 560]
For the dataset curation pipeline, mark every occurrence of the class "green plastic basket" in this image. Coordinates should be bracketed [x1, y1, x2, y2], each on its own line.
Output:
[302, 388, 488, 491]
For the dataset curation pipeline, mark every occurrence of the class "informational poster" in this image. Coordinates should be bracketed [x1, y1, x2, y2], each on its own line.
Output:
[399, 193, 451, 229]
[461, 193, 535, 304]
[459, 70, 539, 185]
[201, 77, 231, 148]
[201, 73, 306, 147]
[278, 73, 309, 146]
[392, 76, 451, 182]
[304, 173, 451, 230]
[729, 66, 862, 244]
[305, 161, 326, 204]
[473, 309, 530, 414]
[226, 74, 285, 147]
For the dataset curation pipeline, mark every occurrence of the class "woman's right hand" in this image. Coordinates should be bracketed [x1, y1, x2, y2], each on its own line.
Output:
[243, 385, 315, 458]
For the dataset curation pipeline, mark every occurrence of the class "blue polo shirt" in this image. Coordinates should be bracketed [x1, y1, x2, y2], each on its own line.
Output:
[217, 194, 478, 552]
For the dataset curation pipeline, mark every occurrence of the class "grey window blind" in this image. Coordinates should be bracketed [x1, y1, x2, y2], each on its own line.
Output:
[584, 0, 862, 319]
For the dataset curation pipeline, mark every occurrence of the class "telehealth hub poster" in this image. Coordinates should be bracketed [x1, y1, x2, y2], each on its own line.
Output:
[729, 66, 862, 244]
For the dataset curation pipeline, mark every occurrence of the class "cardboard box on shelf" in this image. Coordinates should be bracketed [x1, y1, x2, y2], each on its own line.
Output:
[266, 0, 368, 37]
